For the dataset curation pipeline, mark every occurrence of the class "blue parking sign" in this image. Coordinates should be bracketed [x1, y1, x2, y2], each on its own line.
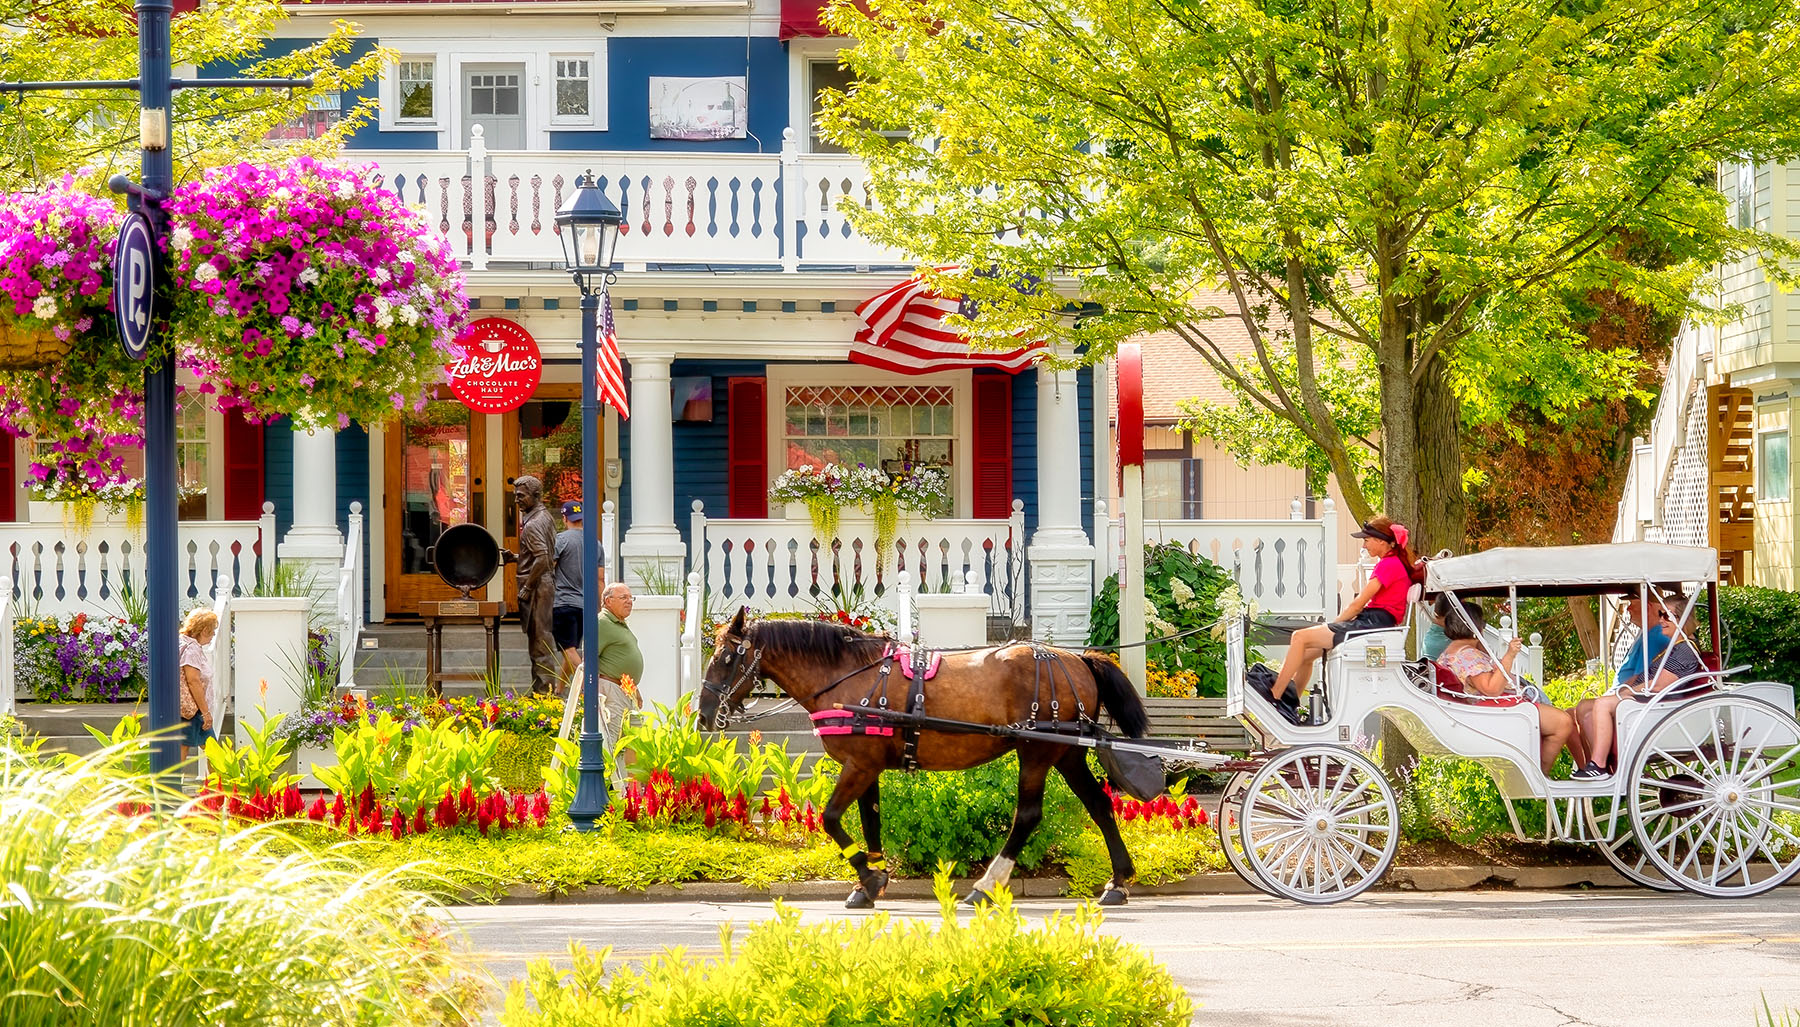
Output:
[115, 212, 156, 361]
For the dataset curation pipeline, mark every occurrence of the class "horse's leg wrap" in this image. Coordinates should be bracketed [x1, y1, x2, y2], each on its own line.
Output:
[845, 849, 889, 907]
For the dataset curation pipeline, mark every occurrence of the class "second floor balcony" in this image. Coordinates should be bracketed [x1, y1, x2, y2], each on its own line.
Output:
[354, 127, 911, 274]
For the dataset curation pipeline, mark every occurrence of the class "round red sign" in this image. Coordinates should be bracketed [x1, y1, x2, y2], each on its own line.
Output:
[448, 317, 543, 414]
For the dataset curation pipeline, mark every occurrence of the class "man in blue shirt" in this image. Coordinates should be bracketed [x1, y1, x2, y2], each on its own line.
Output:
[551, 500, 602, 695]
[1571, 592, 1680, 779]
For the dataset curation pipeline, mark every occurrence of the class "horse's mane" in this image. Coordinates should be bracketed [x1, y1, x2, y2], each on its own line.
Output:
[747, 617, 889, 669]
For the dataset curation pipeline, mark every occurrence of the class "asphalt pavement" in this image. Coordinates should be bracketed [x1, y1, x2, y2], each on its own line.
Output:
[445, 888, 1800, 1026]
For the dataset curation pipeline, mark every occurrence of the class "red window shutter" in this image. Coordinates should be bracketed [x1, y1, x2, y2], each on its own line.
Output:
[222, 409, 265, 521]
[0, 430, 14, 522]
[971, 372, 1013, 519]
[727, 377, 768, 518]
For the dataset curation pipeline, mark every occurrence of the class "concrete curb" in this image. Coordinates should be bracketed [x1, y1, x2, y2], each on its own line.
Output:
[472, 864, 1636, 905]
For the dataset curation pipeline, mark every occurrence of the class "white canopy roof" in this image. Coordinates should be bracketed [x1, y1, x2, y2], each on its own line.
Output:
[1425, 543, 1718, 596]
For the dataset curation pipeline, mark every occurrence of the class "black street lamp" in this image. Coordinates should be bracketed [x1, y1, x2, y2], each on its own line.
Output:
[555, 170, 624, 832]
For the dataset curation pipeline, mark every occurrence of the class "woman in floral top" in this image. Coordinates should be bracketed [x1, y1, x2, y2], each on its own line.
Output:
[178, 609, 219, 761]
[1437, 599, 1575, 772]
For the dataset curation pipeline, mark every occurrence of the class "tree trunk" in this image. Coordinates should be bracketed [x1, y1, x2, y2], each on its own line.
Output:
[1376, 330, 1419, 533]
[1567, 596, 1601, 659]
[1411, 354, 1465, 556]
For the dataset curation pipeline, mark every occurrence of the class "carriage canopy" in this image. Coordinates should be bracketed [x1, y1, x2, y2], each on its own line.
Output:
[1424, 543, 1718, 598]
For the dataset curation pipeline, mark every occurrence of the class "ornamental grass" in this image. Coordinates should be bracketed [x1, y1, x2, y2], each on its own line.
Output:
[0, 741, 485, 1026]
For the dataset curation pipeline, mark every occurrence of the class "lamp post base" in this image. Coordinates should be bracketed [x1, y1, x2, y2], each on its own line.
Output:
[567, 729, 611, 831]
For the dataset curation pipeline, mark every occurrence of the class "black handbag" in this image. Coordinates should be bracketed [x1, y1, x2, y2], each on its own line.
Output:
[1097, 742, 1167, 802]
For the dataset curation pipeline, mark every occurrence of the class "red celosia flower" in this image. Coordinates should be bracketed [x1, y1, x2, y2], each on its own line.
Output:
[390, 810, 406, 840]
[307, 796, 327, 821]
[413, 807, 429, 835]
[435, 791, 458, 830]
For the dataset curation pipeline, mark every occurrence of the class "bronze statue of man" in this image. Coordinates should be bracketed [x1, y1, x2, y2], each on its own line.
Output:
[508, 475, 559, 693]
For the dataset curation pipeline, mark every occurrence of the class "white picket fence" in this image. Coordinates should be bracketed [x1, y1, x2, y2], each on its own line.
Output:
[689, 499, 1027, 620]
[2, 503, 277, 616]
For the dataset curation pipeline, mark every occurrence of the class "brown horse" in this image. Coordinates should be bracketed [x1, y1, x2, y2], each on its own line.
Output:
[699, 609, 1151, 908]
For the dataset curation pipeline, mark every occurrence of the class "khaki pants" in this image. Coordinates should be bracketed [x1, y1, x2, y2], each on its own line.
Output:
[596, 676, 638, 792]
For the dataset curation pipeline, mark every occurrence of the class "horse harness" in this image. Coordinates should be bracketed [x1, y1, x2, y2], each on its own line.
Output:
[814, 641, 1094, 771]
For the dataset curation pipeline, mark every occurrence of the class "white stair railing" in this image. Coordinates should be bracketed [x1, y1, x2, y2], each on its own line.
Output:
[336, 502, 364, 687]
[1, 575, 13, 719]
[198, 572, 233, 780]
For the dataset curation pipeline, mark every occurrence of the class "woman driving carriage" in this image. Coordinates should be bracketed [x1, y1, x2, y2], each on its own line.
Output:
[1436, 598, 1577, 772]
[1256, 515, 1422, 723]
[1570, 590, 1706, 780]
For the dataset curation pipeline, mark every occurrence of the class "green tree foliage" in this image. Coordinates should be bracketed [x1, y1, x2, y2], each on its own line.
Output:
[819, 0, 1800, 551]
[0, 0, 384, 189]
[1088, 544, 1244, 696]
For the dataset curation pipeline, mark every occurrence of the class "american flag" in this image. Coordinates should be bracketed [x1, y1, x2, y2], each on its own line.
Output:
[598, 293, 630, 419]
[847, 269, 1044, 375]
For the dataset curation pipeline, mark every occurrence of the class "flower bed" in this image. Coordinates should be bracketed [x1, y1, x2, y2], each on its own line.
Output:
[13, 612, 148, 702]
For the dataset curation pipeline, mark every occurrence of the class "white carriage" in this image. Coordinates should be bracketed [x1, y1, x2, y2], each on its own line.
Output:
[1215, 542, 1800, 903]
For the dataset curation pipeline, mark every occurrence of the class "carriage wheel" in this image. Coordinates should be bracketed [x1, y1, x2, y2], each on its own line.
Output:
[1628, 693, 1800, 898]
[1237, 745, 1398, 904]
[1217, 771, 1274, 895]
[1583, 796, 1678, 892]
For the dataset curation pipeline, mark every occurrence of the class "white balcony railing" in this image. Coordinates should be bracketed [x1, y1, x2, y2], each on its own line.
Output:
[1098, 498, 1343, 618]
[689, 499, 1027, 622]
[353, 127, 908, 273]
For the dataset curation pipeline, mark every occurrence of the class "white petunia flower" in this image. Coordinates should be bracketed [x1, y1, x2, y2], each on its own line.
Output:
[193, 263, 219, 283]
[31, 295, 56, 319]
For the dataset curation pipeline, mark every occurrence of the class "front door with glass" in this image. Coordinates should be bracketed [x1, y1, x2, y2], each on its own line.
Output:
[386, 399, 489, 613]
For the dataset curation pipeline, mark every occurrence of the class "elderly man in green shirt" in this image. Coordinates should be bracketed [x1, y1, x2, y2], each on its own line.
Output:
[592, 581, 644, 789]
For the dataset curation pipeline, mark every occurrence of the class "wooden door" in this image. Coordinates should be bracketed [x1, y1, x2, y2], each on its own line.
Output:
[385, 398, 490, 614]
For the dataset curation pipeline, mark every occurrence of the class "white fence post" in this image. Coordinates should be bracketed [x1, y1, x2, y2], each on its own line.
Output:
[337, 501, 364, 687]
[1319, 497, 1339, 615]
[680, 570, 703, 694]
[198, 571, 232, 780]
[1008, 499, 1027, 629]
[467, 124, 489, 272]
[687, 500, 705, 586]
[779, 129, 801, 274]
[602, 499, 619, 583]
[894, 570, 916, 646]
[1093, 499, 1114, 591]
[256, 502, 277, 592]
[1, 575, 13, 718]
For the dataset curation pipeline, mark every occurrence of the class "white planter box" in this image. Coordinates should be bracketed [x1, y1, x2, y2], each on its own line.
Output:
[28, 500, 141, 526]
[229, 597, 313, 746]
[630, 594, 685, 711]
[915, 592, 993, 649]
[295, 744, 333, 790]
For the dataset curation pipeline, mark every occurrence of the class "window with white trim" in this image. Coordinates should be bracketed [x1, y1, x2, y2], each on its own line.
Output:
[782, 384, 956, 513]
[1761, 429, 1789, 502]
[1734, 161, 1757, 229]
[397, 59, 436, 122]
[554, 57, 592, 122]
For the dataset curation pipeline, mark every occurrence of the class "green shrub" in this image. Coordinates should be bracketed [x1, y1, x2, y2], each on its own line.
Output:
[493, 732, 557, 792]
[1712, 586, 1800, 684]
[1089, 543, 1242, 696]
[0, 741, 483, 1025]
[1062, 821, 1225, 893]
[500, 874, 1193, 1027]
[874, 753, 1088, 875]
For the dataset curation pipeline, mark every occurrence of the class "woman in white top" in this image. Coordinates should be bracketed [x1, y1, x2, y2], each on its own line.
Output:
[178, 609, 219, 761]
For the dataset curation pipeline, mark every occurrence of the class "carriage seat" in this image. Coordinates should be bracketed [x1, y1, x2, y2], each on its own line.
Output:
[1405, 659, 1531, 708]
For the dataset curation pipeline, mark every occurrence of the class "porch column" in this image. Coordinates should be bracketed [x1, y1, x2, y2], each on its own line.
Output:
[1028, 359, 1095, 643]
[278, 426, 343, 608]
[618, 352, 686, 590]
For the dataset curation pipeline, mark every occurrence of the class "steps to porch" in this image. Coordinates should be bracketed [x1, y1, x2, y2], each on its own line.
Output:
[350, 622, 536, 697]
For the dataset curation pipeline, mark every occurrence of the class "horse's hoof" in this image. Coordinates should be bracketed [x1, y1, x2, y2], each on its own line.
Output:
[865, 869, 890, 900]
[845, 887, 874, 910]
[963, 888, 994, 907]
[1098, 887, 1129, 907]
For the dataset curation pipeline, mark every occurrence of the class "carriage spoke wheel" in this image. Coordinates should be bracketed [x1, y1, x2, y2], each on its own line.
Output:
[1583, 796, 1678, 892]
[1217, 771, 1275, 895]
[1237, 745, 1398, 904]
[1628, 694, 1800, 898]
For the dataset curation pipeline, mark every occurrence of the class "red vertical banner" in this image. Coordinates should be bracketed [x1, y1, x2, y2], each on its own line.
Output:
[1117, 343, 1144, 471]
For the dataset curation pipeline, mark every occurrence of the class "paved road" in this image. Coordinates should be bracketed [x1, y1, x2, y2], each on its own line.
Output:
[446, 889, 1800, 1026]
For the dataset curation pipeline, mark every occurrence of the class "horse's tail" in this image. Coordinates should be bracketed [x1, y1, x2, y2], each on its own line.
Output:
[1081, 652, 1149, 738]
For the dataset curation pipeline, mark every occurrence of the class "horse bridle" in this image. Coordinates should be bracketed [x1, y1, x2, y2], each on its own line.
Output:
[702, 636, 764, 731]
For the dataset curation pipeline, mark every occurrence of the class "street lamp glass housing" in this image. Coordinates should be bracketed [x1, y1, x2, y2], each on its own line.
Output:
[555, 170, 624, 293]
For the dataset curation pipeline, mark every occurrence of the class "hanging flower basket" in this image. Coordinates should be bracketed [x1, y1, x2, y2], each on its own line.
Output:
[0, 180, 118, 370]
[0, 180, 147, 497]
[164, 157, 469, 429]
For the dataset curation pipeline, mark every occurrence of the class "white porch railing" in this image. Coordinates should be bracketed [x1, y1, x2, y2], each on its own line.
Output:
[689, 499, 1027, 621]
[1100, 498, 1342, 618]
[354, 126, 908, 272]
[335, 502, 365, 687]
[1, 503, 277, 616]
[1, 575, 13, 718]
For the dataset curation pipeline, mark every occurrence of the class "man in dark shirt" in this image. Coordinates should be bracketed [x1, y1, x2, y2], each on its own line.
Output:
[551, 500, 597, 694]
[508, 475, 559, 694]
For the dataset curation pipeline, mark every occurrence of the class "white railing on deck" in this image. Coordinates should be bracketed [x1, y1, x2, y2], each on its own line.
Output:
[1, 575, 13, 718]
[1119, 499, 1342, 618]
[335, 502, 365, 687]
[355, 126, 908, 272]
[690, 499, 1027, 620]
[1616, 319, 1713, 543]
[2, 503, 277, 616]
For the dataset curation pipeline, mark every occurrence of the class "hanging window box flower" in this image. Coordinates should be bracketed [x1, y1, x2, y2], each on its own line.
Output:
[768, 463, 951, 553]
[163, 157, 469, 429]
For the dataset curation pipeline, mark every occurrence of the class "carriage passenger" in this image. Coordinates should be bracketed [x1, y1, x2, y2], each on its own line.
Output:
[1570, 591, 1705, 780]
[1256, 516, 1422, 724]
[1436, 599, 1576, 772]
